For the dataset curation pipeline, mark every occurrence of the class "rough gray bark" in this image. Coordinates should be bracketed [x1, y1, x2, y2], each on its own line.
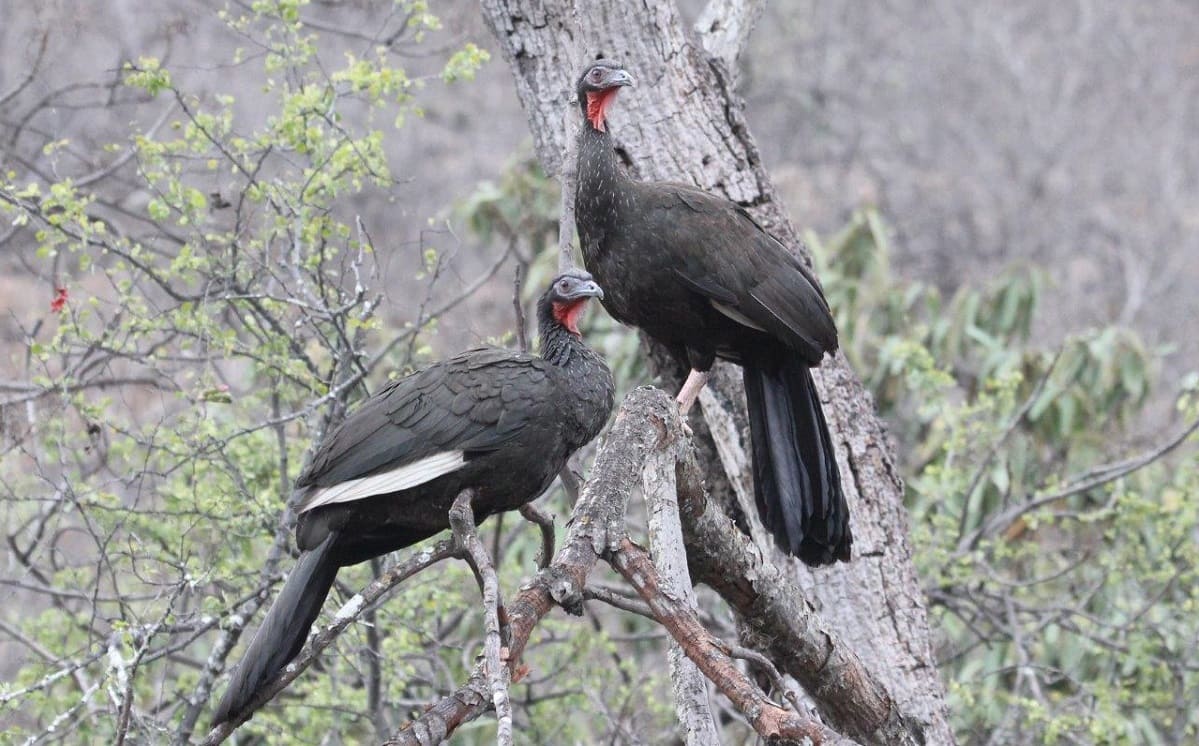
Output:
[642, 447, 720, 744]
[479, 1, 954, 743]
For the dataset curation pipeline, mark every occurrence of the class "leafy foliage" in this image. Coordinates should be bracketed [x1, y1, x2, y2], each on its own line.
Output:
[2, 1, 1193, 741]
[810, 209, 1198, 745]
[0, 2, 540, 743]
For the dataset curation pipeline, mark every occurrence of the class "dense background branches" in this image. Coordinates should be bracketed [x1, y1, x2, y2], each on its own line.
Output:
[1, 1, 1196, 744]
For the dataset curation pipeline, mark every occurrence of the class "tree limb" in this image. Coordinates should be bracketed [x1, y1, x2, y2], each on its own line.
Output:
[448, 490, 513, 746]
[694, 0, 765, 76]
[641, 442, 720, 744]
[610, 539, 856, 745]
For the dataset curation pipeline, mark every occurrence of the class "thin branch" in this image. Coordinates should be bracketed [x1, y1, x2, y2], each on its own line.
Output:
[0, 32, 48, 108]
[512, 265, 529, 353]
[583, 585, 656, 620]
[609, 539, 854, 745]
[518, 503, 555, 570]
[447, 491, 513, 746]
[963, 415, 1199, 551]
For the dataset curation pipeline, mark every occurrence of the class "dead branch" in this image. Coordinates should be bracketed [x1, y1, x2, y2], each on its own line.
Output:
[512, 265, 528, 353]
[518, 502, 555, 570]
[447, 490, 513, 746]
[610, 539, 855, 745]
[641, 442, 720, 744]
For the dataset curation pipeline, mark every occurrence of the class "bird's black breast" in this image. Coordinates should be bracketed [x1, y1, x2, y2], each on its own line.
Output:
[579, 195, 739, 366]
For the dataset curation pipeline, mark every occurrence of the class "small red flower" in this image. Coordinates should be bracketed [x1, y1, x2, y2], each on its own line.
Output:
[50, 287, 68, 313]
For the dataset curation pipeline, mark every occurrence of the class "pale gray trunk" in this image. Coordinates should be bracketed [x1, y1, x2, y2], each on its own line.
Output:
[479, 1, 954, 743]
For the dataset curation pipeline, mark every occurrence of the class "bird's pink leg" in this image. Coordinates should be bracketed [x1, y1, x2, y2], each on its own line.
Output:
[676, 369, 710, 414]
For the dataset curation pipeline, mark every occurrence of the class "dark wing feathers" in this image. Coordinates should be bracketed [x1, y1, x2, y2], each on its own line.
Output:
[296, 347, 556, 495]
[669, 268, 738, 305]
[653, 183, 837, 362]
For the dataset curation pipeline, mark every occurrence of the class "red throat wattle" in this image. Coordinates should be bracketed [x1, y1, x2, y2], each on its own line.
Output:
[586, 89, 619, 132]
[552, 300, 587, 335]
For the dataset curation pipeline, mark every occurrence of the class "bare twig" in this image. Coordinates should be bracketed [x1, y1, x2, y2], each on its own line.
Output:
[447, 491, 513, 746]
[0, 32, 48, 108]
[721, 642, 807, 718]
[558, 457, 582, 504]
[582, 585, 657, 620]
[512, 265, 528, 353]
[518, 502, 555, 570]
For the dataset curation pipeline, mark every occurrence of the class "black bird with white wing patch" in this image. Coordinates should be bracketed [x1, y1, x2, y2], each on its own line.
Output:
[573, 59, 851, 566]
[212, 270, 614, 724]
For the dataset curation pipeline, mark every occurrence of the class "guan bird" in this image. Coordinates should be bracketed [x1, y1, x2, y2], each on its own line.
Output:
[573, 59, 851, 566]
[212, 270, 614, 724]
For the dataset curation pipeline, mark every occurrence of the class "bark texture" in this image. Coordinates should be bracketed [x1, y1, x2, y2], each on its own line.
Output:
[480, 1, 953, 743]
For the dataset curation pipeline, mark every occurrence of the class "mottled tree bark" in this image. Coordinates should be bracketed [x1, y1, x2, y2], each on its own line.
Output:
[479, 1, 953, 743]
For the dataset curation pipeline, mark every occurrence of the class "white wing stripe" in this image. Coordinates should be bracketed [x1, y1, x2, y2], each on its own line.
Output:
[711, 300, 766, 331]
[299, 451, 466, 513]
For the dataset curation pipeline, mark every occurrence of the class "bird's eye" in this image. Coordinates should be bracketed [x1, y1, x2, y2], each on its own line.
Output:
[590, 69, 602, 81]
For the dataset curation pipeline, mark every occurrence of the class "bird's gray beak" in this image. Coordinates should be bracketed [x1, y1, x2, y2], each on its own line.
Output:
[607, 70, 634, 88]
[569, 280, 605, 301]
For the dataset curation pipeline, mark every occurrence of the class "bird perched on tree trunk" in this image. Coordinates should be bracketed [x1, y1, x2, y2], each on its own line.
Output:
[212, 270, 614, 724]
[573, 59, 851, 566]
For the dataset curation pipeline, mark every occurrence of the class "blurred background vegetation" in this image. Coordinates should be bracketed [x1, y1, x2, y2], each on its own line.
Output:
[1, 1, 1195, 744]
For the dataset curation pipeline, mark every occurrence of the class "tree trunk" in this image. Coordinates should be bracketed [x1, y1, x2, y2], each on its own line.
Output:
[479, 1, 954, 743]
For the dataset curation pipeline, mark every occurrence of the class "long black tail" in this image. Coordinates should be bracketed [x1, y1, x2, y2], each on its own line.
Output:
[212, 534, 339, 725]
[743, 356, 852, 565]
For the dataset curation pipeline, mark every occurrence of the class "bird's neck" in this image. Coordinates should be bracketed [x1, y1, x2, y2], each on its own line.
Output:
[538, 317, 589, 367]
[537, 310, 615, 447]
[576, 122, 628, 224]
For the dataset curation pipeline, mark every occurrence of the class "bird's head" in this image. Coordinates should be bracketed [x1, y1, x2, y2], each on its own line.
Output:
[539, 268, 604, 336]
[576, 59, 634, 133]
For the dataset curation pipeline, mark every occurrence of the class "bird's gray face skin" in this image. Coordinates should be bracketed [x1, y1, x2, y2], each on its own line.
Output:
[582, 64, 634, 92]
[553, 272, 605, 302]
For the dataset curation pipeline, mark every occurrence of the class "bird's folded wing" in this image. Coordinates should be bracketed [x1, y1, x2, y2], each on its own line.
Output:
[295, 348, 556, 511]
[659, 185, 837, 362]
